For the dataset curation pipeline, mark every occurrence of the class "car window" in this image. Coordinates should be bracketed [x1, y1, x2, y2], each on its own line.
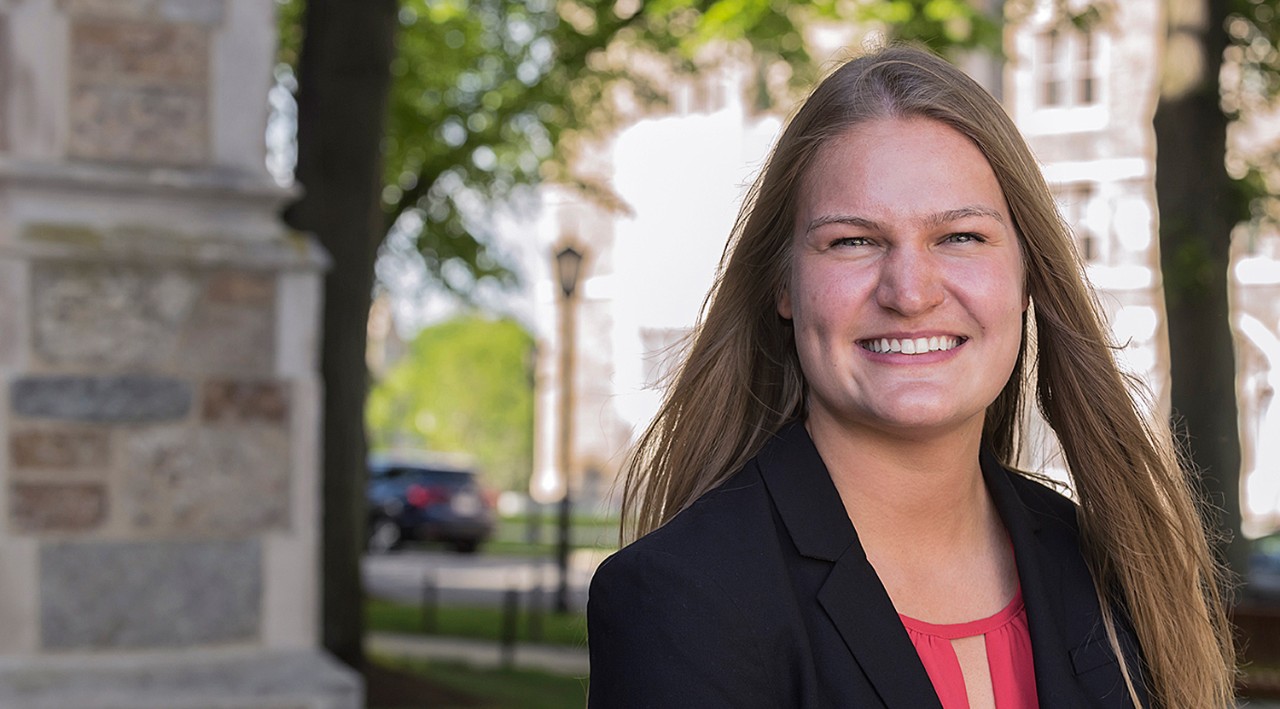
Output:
[1258, 535, 1280, 557]
[369, 464, 475, 487]
[412, 469, 473, 487]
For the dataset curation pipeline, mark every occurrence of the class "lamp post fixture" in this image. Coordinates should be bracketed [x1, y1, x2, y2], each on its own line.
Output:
[553, 243, 584, 613]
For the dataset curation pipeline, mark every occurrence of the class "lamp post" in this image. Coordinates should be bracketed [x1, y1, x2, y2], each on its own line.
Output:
[553, 243, 584, 613]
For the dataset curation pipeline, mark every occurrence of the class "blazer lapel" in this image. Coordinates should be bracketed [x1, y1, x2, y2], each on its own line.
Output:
[817, 552, 946, 708]
[981, 451, 1091, 709]
[758, 422, 943, 709]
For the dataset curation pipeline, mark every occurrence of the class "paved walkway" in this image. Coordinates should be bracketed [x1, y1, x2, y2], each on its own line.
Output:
[364, 549, 606, 611]
[368, 632, 589, 677]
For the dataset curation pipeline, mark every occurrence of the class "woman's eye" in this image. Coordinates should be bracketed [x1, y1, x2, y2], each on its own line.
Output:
[946, 232, 984, 244]
[831, 236, 872, 248]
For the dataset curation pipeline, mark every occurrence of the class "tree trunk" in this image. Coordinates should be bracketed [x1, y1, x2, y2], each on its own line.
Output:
[1153, 0, 1247, 577]
[284, 0, 399, 668]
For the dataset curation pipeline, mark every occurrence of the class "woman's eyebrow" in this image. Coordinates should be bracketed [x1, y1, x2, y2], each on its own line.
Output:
[804, 214, 880, 234]
[923, 205, 1006, 227]
[806, 205, 1006, 235]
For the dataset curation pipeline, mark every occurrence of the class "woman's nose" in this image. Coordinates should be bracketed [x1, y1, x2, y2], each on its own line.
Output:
[874, 247, 945, 316]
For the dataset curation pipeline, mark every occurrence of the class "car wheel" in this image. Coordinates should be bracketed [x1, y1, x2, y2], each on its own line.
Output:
[451, 539, 479, 554]
[368, 518, 402, 554]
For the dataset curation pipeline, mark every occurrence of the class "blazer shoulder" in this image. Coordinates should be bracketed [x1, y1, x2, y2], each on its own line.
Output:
[1005, 468, 1081, 533]
[603, 462, 775, 571]
[587, 463, 789, 707]
[589, 459, 788, 640]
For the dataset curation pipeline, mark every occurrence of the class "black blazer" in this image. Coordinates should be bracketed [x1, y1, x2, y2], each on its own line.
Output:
[587, 421, 1148, 708]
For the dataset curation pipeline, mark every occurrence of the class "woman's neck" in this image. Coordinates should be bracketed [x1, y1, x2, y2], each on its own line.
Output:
[807, 414, 986, 526]
[805, 413, 1018, 621]
[806, 414, 1003, 558]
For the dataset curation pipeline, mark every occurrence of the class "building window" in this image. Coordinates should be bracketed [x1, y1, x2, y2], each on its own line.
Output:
[1078, 31, 1096, 104]
[1035, 27, 1101, 110]
[1054, 183, 1102, 263]
[1038, 29, 1062, 106]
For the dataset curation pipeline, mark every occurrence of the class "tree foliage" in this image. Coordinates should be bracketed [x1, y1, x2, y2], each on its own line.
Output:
[1221, 0, 1280, 235]
[279, 0, 999, 294]
[366, 316, 535, 491]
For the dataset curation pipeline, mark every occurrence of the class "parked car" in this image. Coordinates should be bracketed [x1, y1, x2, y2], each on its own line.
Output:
[1247, 531, 1280, 601]
[366, 456, 496, 554]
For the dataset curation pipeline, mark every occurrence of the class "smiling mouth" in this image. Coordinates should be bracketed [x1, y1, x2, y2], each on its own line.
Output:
[859, 336, 966, 355]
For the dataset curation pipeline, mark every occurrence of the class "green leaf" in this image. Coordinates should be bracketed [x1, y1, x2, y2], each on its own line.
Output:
[366, 315, 535, 491]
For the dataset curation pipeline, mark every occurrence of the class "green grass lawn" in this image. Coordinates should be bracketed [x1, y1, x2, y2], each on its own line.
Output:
[387, 513, 619, 557]
[489, 515, 619, 554]
[367, 655, 588, 709]
[367, 597, 588, 647]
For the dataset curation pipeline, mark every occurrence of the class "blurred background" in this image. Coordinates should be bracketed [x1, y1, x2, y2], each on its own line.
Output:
[1, 0, 1279, 707]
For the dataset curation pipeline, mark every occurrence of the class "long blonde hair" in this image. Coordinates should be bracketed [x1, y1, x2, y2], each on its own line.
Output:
[620, 45, 1234, 707]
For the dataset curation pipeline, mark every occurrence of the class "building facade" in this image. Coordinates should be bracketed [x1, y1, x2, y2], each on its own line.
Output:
[1006, 0, 1170, 479]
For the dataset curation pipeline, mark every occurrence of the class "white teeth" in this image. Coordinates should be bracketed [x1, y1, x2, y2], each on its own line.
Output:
[863, 336, 962, 354]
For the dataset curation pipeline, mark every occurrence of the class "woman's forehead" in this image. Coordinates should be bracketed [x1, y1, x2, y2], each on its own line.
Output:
[796, 118, 1011, 226]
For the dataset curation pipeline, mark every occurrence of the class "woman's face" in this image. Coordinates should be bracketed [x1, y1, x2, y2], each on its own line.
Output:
[779, 117, 1026, 440]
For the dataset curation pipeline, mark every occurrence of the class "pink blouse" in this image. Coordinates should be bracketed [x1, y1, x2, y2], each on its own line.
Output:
[899, 590, 1038, 709]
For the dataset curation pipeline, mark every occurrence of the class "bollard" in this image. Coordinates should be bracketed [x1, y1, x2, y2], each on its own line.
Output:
[525, 503, 541, 545]
[500, 587, 519, 669]
[421, 573, 438, 634]
[527, 574, 545, 643]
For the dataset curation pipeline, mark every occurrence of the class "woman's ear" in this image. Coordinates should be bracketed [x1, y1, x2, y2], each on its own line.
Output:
[777, 286, 793, 319]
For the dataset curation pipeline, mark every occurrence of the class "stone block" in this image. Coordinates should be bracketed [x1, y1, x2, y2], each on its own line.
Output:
[40, 540, 261, 649]
[11, 376, 192, 422]
[202, 380, 289, 423]
[10, 483, 106, 532]
[206, 270, 275, 305]
[32, 261, 200, 368]
[157, 0, 227, 26]
[71, 19, 208, 84]
[0, 539, 40, 655]
[0, 16, 9, 154]
[122, 426, 290, 534]
[67, 17, 210, 164]
[275, 270, 323, 377]
[261, 534, 315, 649]
[61, 0, 227, 26]
[0, 260, 29, 369]
[176, 275, 276, 375]
[10, 428, 110, 469]
[68, 84, 208, 165]
[60, 0, 154, 21]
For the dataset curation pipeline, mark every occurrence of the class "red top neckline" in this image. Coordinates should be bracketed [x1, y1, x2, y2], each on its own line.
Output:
[898, 589, 1025, 640]
[897, 587, 1039, 708]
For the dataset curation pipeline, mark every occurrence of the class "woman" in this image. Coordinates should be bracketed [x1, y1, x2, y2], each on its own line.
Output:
[586, 46, 1235, 708]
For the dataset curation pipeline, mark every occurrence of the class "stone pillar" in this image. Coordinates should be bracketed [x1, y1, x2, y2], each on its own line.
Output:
[0, 1, 361, 707]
